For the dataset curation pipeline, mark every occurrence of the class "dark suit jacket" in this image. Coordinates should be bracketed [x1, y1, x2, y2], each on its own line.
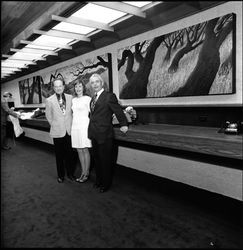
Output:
[88, 91, 127, 144]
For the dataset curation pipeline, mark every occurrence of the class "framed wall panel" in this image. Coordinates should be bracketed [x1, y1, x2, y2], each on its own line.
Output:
[117, 13, 236, 102]
[18, 76, 42, 104]
[18, 53, 112, 104]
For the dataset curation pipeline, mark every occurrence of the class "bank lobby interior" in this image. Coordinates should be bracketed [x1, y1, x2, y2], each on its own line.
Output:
[1, 1, 242, 248]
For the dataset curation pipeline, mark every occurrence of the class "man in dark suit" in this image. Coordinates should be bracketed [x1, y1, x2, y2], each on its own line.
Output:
[88, 73, 128, 193]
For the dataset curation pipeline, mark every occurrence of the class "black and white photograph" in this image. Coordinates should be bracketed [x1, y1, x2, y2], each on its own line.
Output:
[1, 1, 242, 248]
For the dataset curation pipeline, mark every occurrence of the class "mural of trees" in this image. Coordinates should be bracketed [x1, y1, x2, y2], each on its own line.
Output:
[41, 53, 112, 100]
[117, 13, 235, 99]
[18, 76, 43, 104]
[18, 53, 112, 104]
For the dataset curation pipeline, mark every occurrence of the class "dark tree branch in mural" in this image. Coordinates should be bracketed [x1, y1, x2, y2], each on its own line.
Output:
[19, 76, 42, 104]
[28, 77, 35, 104]
[168, 23, 206, 73]
[118, 50, 134, 73]
[163, 31, 184, 63]
[27, 79, 31, 100]
[134, 42, 145, 64]
[119, 35, 165, 99]
[27, 76, 41, 104]
[168, 14, 233, 96]
[172, 30, 184, 50]
[70, 56, 109, 77]
[23, 79, 29, 104]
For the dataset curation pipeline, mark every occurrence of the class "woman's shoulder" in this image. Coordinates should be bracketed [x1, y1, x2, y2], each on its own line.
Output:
[65, 93, 73, 99]
[71, 96, 77, 102]
[84, 95, 91, 101]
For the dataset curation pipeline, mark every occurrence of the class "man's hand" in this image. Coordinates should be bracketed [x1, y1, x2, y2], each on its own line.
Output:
[120, 126, 128, 134]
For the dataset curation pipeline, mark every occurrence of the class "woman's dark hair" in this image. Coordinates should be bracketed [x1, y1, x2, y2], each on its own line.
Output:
[73, 79, 87, 96]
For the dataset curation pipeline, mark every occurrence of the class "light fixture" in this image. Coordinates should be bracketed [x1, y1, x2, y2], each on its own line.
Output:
[20, 40, 72, 50]
[10, 48, 58, 56]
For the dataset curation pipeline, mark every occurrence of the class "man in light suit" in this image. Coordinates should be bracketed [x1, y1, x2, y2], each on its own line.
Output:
[45, 78, 75, 183]
[88, 73, 128, 193]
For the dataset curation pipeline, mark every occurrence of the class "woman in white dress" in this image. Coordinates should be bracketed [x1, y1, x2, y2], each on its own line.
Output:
[71, 79, 92, 183]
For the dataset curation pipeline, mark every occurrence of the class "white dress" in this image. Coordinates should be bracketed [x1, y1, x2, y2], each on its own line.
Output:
[71, 95, 92, 148]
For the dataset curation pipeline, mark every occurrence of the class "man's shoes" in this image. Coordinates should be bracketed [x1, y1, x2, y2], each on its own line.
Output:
[67, 175, 75, 182]
[57, 177, 64, 183]
[93, 183, 101, 189]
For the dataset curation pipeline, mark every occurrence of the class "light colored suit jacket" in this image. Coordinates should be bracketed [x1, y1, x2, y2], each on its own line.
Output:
[45, 93, 73, 138]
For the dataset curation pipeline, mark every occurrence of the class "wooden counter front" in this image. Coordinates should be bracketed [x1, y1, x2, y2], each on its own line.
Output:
[114, 124, 243, 160]
[20, 119, 242, 160]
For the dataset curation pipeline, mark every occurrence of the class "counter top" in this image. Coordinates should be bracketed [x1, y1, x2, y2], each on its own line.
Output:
[20, 119, 242, 160]
[114, 123, 242, 160]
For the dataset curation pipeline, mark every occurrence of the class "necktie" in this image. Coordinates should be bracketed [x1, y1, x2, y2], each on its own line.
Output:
[57, 94, 66, 115]
[91, 94, 97, 112]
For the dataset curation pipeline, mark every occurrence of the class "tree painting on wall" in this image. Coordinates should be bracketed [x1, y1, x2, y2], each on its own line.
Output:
[117, 13, 235, 99]
[40, 53, 112, 102]
[18, 76, 43, 104]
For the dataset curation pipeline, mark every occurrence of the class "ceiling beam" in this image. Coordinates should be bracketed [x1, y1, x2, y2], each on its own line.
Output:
[91, 2, 146, 18]
[6, 55, 47, 61]
[1, 59, 37, 65]
[20, 40, 72, 50]
[33, 29, 91, 42]
[3, 58, 35, 62]
[1, 66, 26, 70]
[1, 73, 13, 76]
[1, 70, 21, 73]
[1, 54, 12, 58]
[1, 72, 17, 75]
[1, 65, 29, 69]
[52, 14, 114, 32]
[10, 48, 58, 56]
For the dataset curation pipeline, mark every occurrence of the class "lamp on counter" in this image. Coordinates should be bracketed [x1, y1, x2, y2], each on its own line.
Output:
[224, 121, 242, 134]
[112, 106, 137, 125]
[218, 121, 243, 134]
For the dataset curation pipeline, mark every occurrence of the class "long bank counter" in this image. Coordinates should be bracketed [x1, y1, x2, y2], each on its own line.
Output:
[20, 118, 242, 160]
[19, 118, 243, 200]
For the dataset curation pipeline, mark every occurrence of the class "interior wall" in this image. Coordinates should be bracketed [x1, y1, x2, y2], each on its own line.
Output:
[117, 146, 243, 201]
[1, 1, 242, 108]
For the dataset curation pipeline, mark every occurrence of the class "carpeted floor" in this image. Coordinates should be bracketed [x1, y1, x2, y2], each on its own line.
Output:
[1, 137, 242, 248]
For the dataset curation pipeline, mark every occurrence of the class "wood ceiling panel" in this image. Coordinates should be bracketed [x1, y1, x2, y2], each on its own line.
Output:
[1, 1, 77, 54]
[1, 1, 226, 84]
[1, 2, 57, 46]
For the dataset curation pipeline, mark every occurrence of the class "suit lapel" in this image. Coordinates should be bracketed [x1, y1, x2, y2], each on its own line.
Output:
[93, 91, 106, 112]
[64, 94, 71, 113]
[53, 94, 63, 114]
